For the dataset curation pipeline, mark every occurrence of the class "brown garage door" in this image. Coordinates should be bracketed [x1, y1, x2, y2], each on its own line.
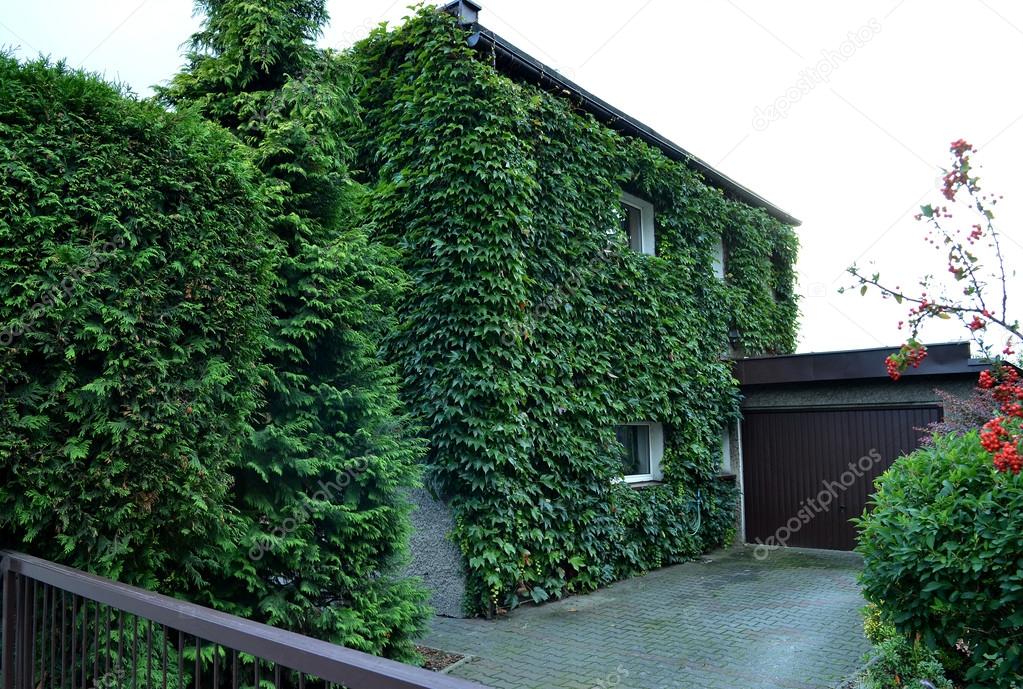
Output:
[741, 406, 941, 551]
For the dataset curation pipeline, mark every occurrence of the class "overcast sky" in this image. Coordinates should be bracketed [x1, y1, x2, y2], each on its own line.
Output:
[3, 0, 1021, 354]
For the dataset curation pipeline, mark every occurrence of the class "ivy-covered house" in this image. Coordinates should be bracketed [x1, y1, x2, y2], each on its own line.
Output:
[347, 1, 800, 617]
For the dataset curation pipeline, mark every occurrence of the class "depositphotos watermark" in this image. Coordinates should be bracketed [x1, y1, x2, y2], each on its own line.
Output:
[248, 457, 369, 561]
[752, 18, 882, 132]
[0, 235, 126, 347]
[499, 242, 616, 347]
[589, 665, 629, 689]
[753, 447, 882, 560]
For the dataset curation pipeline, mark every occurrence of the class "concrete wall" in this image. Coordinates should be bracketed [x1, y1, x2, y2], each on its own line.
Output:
[404, 488, 468, 618]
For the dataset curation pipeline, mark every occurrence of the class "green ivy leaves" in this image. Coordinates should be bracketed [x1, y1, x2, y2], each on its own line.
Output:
[350, 8, 798, 615]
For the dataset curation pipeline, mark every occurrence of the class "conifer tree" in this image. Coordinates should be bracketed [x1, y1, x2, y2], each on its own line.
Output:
[0, 55, 275, 593]
[160, 0, 428, 659]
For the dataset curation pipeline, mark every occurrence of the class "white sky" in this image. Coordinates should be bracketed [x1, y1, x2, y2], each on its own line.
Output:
[3, 0, 1021, 354]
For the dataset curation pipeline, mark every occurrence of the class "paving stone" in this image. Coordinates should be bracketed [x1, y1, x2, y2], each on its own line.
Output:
[423, 546, 870, 689]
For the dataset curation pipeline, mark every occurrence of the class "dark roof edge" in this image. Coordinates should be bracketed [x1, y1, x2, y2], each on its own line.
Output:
[733, 341, 995, 386]
[737, 341, 972, 363]
[470, 25, 801, 227]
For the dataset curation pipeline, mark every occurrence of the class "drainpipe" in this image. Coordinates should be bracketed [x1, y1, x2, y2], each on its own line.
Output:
[736, 419, 747, 544]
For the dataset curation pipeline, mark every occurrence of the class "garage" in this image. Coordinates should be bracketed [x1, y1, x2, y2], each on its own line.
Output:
[733, 342, 985, 552]
[741, 406, 940, 550]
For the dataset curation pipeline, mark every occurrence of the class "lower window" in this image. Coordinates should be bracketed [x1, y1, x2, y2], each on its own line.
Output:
[614, 422, 663, 483]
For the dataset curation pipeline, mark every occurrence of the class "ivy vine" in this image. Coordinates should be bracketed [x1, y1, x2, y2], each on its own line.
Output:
[349, 8, 799, 615]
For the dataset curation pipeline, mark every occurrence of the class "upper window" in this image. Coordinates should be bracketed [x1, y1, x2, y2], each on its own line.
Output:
[614, 422, 664, 483]
[712, 238, 726, 279]
[619, 192, 655, 256]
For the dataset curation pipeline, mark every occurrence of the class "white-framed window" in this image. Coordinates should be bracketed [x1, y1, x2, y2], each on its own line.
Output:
[712, 237, 726, 279]
[614, 422, 664, 483]
[620, 192, 656, 256]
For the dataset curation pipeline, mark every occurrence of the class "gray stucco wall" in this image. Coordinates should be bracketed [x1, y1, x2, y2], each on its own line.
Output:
[404, 488, 468, 618]
[741, 375, 977, 410]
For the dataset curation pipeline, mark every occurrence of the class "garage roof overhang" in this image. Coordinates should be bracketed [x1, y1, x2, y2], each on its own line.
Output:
[733, 342, 990, 386]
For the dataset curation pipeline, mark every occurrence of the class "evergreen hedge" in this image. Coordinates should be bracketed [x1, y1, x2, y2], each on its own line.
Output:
[0, 55, 276, 590]
[159, 0, 429, 659]
[350, 9, 799, 614]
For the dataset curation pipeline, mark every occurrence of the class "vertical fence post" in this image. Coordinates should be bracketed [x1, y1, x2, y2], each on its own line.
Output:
[2, 555, 17, 689]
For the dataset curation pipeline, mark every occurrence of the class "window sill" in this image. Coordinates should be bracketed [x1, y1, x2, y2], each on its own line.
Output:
[625, 480, 664, 489]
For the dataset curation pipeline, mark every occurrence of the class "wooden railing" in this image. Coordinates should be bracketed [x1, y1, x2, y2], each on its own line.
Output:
[1, 551, 487, 689]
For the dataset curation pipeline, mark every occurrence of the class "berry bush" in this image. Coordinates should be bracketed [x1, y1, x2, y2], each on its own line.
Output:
[857, 431, 1023, 688]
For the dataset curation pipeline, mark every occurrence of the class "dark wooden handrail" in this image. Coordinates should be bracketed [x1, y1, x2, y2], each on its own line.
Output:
[1, 551, 486, 689]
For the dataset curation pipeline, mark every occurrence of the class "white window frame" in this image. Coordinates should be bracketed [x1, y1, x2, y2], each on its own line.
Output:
[615, 422, 664, 484]
[620, 192, 656, 256]
[712, 237, 726, 279]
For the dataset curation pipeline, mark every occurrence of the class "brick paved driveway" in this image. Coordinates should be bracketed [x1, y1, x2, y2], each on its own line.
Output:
[423, 546, 869, 689]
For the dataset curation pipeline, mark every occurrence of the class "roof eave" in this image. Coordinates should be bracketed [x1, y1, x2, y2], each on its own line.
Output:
[732, 342, 992, 386]
[471, 25, 801, 227]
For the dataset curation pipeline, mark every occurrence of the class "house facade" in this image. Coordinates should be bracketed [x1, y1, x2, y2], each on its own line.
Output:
[347, 2, 800, 616]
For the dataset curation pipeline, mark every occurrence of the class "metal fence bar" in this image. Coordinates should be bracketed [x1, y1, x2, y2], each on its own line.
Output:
[2, 562, 16, 689]
[22, 576, 31, 689]
[0, 552, 486, 689]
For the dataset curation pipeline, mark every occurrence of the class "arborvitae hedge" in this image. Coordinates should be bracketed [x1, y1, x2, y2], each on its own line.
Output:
[0, 55, 276, 590]
[159, 0, 429, 659]
[350, 9, 799, 614]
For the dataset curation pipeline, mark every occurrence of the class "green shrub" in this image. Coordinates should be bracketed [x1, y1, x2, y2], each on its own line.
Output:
[863, 637, 953, 689]
[0, 55, 276, 589]
[861, 604, 954, 689]
[159, 0, 429, 659]
[864, 602, 898, 645]
[857, 432, 1023, 688]
[350, 8, 793, 614]
[859, 605, 953, 686]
